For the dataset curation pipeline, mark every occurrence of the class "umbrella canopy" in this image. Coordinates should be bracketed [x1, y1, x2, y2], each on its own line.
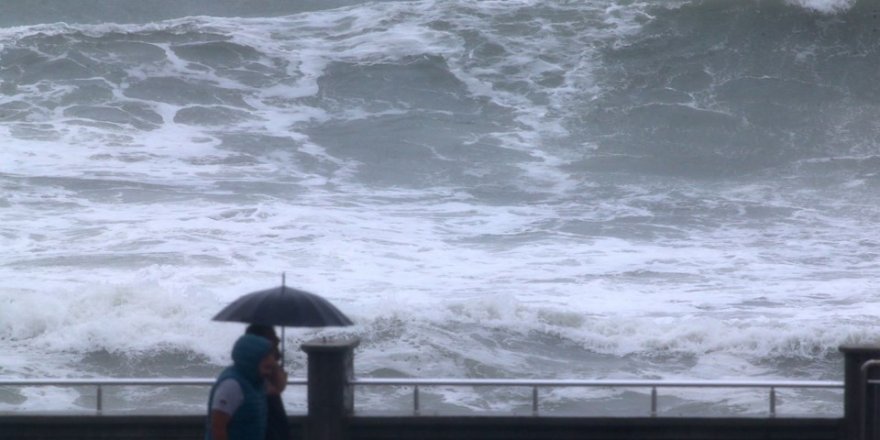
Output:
[213, 285, 353, 327]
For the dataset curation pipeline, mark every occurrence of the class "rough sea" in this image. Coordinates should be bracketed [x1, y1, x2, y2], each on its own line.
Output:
[1, 0, 878, 416]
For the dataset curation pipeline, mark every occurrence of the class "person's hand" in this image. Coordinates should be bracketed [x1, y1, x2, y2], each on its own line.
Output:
[264, 364, 288, 395]
[273, 367, 288, 393]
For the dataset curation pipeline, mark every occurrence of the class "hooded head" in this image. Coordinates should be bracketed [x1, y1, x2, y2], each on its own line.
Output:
[231, 333, 273, 384]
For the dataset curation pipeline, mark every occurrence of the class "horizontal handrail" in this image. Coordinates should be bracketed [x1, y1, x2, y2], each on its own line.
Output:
[0, 377, 843, 416]
[0, 378, 307, 413]
[0, 377, 841, 389]
[353, 378, 843, 417]
[0, 378, 306, 386]
[353, 378, 843, 388]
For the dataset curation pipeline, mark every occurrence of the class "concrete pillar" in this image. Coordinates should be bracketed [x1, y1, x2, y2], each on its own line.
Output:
[841, 344, 880, 440]
[301, 338, 359, 440]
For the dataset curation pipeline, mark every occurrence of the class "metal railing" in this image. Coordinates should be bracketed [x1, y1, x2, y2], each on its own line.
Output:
[0, 378, 306, 413]
[0, 378, 843, 416]
[353, 378, 844, 417]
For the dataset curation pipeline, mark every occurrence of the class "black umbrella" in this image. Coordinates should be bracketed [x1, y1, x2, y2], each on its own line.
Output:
[213, 276, 353, 361]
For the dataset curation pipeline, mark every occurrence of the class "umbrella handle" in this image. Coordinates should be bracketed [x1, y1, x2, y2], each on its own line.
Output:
[280, 326, 286, 366]
[280, 272, 286, 366]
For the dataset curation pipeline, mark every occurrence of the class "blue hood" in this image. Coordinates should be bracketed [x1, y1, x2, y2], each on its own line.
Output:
[231, 334, 272, 384]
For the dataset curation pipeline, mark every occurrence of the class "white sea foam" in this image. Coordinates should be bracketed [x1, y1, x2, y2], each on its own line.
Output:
[785, 0, 856, 13]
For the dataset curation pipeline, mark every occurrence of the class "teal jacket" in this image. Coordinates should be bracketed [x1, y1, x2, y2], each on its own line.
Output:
[206, 334, 272, 440]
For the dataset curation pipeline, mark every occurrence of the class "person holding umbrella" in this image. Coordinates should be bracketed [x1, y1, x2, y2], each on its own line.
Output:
[211, 279, 354, 440]
[206, 334, 276, 440]
[246, 324, 290, 440]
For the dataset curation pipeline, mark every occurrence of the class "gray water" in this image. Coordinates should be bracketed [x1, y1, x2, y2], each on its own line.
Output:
[1, 0, 878, 415]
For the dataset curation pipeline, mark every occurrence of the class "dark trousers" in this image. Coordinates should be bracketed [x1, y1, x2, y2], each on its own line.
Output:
[266, 395, 290, 440]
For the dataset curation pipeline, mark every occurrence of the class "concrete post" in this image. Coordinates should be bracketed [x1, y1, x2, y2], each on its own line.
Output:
[840, 344, 880, 440]
[301, 338, 359, 440]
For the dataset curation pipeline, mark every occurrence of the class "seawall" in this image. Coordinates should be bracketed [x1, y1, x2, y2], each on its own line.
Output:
[0, 414, 844, 440]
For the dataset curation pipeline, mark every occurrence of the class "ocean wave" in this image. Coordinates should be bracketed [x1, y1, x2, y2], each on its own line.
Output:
[1, 278, 872, 376]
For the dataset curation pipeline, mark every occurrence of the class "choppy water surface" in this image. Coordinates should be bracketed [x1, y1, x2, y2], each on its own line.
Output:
[1, 0, 878, 415]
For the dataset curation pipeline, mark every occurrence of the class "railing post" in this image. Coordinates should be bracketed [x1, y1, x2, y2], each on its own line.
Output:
[96, 385, 103, 413]
[414, 385, 420, 415]
[840, 345, 880, 440]
[302, 338, 360, 440]
[769, 387, 776, 418]
[532, 386, 539, 416]
[650, 387, 657, 417]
